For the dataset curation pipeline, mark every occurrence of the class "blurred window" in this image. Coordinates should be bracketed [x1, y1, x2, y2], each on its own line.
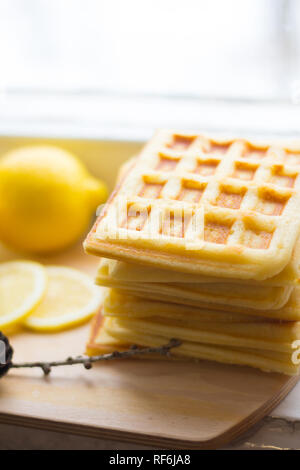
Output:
[0, 0, 298, 101]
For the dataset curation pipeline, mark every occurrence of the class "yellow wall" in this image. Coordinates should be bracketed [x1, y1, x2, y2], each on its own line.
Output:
[0, 137, 143, 190]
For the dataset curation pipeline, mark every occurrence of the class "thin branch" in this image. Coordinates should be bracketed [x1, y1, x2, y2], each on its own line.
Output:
[10, 338, 181, 375]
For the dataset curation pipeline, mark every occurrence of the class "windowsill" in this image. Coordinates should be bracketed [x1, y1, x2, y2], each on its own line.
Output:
[0, 91, 299, 141]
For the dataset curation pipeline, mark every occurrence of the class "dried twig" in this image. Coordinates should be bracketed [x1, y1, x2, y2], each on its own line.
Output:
[10, 338, 181, 375]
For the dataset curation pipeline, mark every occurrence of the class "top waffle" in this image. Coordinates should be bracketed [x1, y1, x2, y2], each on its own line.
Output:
[84, 130, 300, 280]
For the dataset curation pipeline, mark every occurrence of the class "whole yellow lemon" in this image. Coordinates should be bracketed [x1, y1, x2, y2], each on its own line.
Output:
[0, 145, 107, 254]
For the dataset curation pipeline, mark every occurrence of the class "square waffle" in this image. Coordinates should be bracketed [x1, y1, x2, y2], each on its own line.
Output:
[96, 261, 293, 311]
[85, 130, 300, 280]
[103, 289, 272, 323]
[102, 288, 300, 353]
[107, 315, 299, 354]
[103, 285, 300, 321]
[87, 313, 300, 375]
[98, 234, 300, 285]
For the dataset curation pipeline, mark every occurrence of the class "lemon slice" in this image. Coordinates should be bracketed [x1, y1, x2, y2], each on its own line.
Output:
[0, 261, 47, 329]
[24, 266, 102, 332]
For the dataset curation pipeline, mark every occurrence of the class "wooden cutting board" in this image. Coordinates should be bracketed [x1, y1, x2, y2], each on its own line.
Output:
[0, 244, 298, 449]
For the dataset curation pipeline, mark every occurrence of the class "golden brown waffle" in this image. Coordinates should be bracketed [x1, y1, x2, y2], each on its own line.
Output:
[102, 289, 300, 353]
[103, 286, 300, 321]
[86, 312, 130, 355]
[98, 238, 300, 285]
[103, 289, 276, 323]
[108, 315, 300, 354]
[87, 313, 300, 375]
[96, 263, 293, 312]
[85, 130, 300, 280]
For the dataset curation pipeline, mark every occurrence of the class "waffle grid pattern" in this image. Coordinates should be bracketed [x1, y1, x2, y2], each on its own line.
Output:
[89, 130, 300, 277]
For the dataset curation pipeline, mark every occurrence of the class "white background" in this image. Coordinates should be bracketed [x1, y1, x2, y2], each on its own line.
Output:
[0, 0, 299, 139]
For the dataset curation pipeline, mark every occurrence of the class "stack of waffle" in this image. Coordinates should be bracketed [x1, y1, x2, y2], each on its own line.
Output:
[84, 130, 300, 375]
